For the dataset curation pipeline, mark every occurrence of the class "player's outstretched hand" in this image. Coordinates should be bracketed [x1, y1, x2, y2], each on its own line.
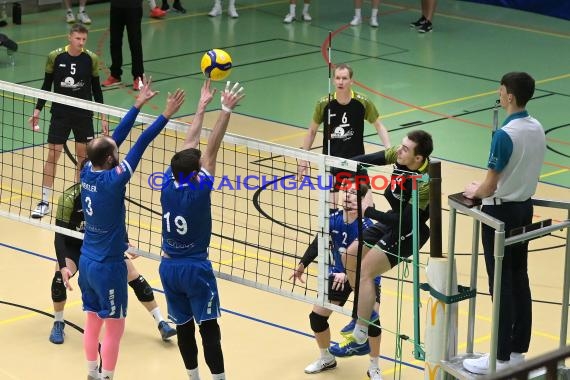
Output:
[163, 88, 186, 119]
[289, 263, 306, 286]
[134, 75, 159, 109]
[221, 81, 245, 112]
[198, 79, 216, 110]
[297, 160, 309, 181]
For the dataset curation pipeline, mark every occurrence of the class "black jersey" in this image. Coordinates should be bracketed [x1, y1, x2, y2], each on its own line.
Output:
[43, 46, 100, 117]
[313, 90, 380, 158]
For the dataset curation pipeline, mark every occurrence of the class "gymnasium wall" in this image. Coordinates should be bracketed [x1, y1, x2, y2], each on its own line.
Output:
[460, 0, 570, 20]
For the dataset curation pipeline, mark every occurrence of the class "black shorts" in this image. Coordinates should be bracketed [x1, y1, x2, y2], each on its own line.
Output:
[330, 167, 369, 193]
[56, 239, 82, 268]
[328, 273, 353, 306]
[327, 273, 381, 305]
[363, 222, 430, 268]
[48, 114, 94, 144]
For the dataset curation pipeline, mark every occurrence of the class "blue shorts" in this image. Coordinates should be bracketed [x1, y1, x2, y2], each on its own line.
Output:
[78, 256, 128, 319]
[159, 257, 221, 325]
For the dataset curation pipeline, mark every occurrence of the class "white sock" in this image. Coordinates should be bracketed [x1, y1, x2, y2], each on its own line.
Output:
[101, 369, 114, 380]
[353, 324, 368, 344]
[54, 311, 64, 322]
[187, 368, 200, 380]
[303, 3, 309, 13]
[320, 348, 332, 359]
[66, 8, 73, 13]
[354, 8, 362, 17]
[228, 0, 235, 7]
[369, 356, 379, 369]
[371, 8, 378, 17]
[212, 373, 225, 380]
[41, 187, 52, 203]
[87, 361, 99, 377]
[79, 5, 85, 12]
[213, 0, 221, 7]
[148, 0, 157, 8]
[289, 3, 296, 14]
[150, 307, 165, 326]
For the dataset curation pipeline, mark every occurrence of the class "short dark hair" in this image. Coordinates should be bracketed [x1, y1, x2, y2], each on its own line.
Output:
[500, 72, 535, 107]
[86, 137, 115, 167]
[407, 130, 433, 159]
[69, 23, 89, 35]
[334, 63, 353, 78]
[171, 148, 201, 182]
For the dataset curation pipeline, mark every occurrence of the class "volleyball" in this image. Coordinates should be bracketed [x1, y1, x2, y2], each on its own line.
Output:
[200, 49, 232, 81]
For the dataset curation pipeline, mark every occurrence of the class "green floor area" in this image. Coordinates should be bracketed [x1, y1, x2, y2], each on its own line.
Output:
[1, 0, 569, 187]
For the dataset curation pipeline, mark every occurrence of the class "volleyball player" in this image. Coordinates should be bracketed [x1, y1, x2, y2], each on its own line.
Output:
[297, 63, 391, 183]
[29, 23, 108, 219]
[78, 77, 185, 380]
[49, 180, 176, 345]
[290, 182, 384, 379]
[343, 131, 433, 353]
[158, 80, 244, 380]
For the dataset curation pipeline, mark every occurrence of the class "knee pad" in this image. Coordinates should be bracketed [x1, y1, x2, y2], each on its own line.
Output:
[309, 311, 329, 333]
[128, 275, 154, 303]
[198, 319, 221, 347]
[51, 271, 67, 303]
[368, 318, 382, 337]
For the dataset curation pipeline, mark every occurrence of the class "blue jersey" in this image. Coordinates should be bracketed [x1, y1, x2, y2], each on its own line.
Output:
[80, 160, 132, 262]
[79, 106, 169, 263]
[161, 167, 214, 260]
[329, 210, 373, 274]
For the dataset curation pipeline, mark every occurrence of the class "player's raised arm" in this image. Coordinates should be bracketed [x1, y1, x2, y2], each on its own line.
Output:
[201, 81, 245, 177]
[182, 79, 216, 151]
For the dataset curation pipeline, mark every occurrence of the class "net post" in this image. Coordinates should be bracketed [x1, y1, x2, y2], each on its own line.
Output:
[429, 159, 442, 258]
[352, 163, 364, 320]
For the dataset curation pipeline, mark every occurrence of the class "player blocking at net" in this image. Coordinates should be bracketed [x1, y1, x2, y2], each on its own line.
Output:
[77, 76, 185, 380]
[159, 80, 244, 380]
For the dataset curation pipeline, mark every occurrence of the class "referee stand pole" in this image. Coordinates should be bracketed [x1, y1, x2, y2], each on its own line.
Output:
[424, 160, 459, 380]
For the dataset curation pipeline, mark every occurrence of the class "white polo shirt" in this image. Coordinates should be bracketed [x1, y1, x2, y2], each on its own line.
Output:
[482, 110, 546, 205]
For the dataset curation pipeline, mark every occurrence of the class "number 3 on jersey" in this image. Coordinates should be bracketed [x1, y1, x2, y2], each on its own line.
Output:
[163, 212, 188, 235]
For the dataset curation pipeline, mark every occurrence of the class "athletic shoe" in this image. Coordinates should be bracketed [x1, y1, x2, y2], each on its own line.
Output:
[87, 375, 99, 380]
[31, 201, 50, 218]
[102, 75, 121, 87]
[49, 321, 65, 344]
[150, 7, 166, 18]
[302, 12, 312, 21]
[65, 11, 76, 23]
[463, 354, 511, 375]
[283, 13, 295, 23]
[370, 16, 378, 27]
[330, 336, 370, 357]
[161, 1, 169, 11]
[77, 11, 92, 24]
[410, 15, 427, 28]
[133, 77, 143, 91]
[172, 1, 186, 13]
[304, 355, 337, 374]
[208, 4, 222, 17]
[417, 21, 433, 33]
[510, 352, 525, 365]
[350, 15, 361, 26]
[340, 319, 356, 338]
[368, 368, 383, 380]
[158, 321, 177, 341]
[228, 6, 239, 18]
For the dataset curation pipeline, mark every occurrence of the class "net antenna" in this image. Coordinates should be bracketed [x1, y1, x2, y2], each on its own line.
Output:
[326, 30, 332, 156]
[492, 99, 500, 135]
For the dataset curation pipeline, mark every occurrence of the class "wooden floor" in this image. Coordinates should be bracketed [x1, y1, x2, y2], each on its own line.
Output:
[1, 0, 569, 379]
